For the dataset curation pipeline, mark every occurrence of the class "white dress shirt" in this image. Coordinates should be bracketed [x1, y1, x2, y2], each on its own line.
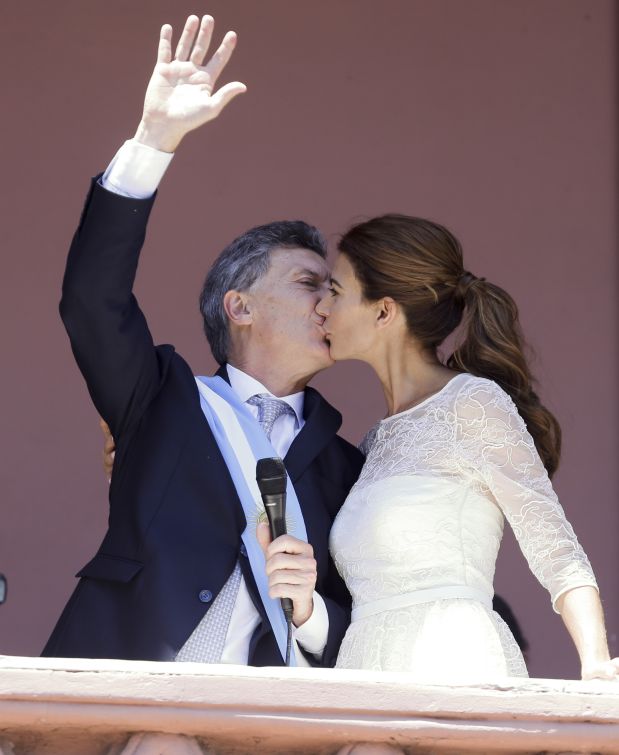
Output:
[101, 142, 329, 664]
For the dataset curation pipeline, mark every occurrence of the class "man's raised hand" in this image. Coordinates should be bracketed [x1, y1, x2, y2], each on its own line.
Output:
[134, 14, 246, 153]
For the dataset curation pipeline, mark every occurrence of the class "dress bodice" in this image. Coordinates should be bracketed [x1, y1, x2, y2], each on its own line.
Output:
[330, 373, 597, 614]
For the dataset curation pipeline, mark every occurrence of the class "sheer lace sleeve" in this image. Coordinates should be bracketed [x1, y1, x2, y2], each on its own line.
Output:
[454, 378, 598, 612]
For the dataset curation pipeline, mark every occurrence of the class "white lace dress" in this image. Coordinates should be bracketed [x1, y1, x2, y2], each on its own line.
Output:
[330, 373, 598, 681]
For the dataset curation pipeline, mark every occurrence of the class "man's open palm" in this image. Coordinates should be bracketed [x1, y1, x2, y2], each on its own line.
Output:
[137, 14, 246, 152]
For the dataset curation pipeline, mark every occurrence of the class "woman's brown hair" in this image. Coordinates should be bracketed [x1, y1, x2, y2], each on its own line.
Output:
[338, 214, 561, 477]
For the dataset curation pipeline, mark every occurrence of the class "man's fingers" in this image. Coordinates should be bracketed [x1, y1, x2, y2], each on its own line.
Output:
[269, 583, 314, 602]
[262, 534, 317, 625]
[266, 534, 313, 560]
[268, 569, 316, 588]
[265, 552, 316, 576]
[209, 81, 247, 115]
[100, 418, 115, 451]
[204, 31, 238, 87]
[175, 15, 200, 61]
[157, 24, 173, 64]
[189, 15, 215, 66]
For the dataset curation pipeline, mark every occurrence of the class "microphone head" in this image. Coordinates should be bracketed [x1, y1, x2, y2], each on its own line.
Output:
[256, 457, 287, 496]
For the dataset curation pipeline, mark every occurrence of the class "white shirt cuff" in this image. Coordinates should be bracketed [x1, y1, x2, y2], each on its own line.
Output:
[292, 591, 329, 657]
[101, 139, 174, 199]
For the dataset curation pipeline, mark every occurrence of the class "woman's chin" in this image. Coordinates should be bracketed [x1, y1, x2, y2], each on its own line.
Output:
[327, 340, 346, 362]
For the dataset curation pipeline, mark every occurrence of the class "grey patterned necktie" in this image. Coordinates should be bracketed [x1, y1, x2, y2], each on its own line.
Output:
[247, 393, 296, 440]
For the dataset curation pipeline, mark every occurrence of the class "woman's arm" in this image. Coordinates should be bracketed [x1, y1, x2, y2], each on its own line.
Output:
[455, 380, 617, 679]
[556, 585, 619, 680]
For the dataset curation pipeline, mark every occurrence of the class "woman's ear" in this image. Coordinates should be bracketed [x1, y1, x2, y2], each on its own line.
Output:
[223, 290, 253, 326]
[375, 297, 398, 329]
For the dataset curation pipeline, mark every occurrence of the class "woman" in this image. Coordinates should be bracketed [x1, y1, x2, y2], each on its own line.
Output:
[316, 214, 618, 681]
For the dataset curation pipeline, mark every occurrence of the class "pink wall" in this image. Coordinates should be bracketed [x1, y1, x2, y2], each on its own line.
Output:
[1, 0, 616, 679]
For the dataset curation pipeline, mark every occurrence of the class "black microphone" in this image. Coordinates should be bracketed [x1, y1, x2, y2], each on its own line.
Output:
[256, 457, 293, 625]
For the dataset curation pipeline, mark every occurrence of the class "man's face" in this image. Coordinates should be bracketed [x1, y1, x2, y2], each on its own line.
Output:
[244, 247, 333, 380]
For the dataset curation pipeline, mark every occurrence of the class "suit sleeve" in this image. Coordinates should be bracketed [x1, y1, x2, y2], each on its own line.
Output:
[314, 558, 352, 667]
[303, 441, 361, 667]
[59, 177, 167, 441]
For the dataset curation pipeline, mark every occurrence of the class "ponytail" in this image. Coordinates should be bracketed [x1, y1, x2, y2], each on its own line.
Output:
[447, 278, 561, 477]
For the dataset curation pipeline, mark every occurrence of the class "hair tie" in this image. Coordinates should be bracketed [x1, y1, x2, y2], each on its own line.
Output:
[455, 271, 484, 301]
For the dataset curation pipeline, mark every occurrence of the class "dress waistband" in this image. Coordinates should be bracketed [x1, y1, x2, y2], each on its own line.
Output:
[351, 585, 493, 621]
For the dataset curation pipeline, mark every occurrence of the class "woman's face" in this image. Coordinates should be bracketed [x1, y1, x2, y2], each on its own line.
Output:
[316, 254, 379, 362]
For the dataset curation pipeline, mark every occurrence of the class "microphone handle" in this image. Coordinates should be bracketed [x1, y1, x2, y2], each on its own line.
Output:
[262, 493, 294, 622]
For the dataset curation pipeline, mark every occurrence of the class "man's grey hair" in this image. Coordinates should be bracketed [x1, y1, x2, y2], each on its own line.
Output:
[199, 220, 327, 365]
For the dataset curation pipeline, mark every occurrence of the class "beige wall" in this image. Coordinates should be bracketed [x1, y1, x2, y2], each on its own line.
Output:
[1, 0, 616, 679]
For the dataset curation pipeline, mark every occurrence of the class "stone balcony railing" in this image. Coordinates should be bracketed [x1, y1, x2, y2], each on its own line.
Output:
[0, 656, 618, 755]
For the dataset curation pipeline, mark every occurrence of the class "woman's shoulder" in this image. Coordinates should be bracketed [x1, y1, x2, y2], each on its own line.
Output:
[450, 373, 520, 418]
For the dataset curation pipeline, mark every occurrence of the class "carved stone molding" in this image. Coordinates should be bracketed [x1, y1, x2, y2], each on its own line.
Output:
[0, 656, 618, 754]
[108, 733, 212, 755]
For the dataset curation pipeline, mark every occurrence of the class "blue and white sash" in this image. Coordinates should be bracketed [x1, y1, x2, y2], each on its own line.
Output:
[195, 375, 308, 665]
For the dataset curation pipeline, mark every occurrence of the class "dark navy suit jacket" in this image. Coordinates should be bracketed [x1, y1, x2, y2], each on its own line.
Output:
[42, 178, 364, 666]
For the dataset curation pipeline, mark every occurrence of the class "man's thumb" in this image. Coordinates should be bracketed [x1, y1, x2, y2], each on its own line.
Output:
[256, 521, 272, 554]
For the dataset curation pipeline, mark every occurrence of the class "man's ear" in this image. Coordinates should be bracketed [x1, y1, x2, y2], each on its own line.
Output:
[223, 290, 253, 326]
[375, 297, 398, 329]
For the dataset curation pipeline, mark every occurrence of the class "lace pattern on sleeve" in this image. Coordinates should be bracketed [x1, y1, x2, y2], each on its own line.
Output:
[454, 378, 598, 611]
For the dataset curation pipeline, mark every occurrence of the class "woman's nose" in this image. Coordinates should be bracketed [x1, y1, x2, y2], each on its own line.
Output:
[315, 295, 330, 318]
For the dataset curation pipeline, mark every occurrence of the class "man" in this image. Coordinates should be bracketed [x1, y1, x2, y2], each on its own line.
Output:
[43, 14, 363, 667]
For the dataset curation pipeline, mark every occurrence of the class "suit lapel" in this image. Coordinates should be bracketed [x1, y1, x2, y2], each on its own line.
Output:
[284, 388, 343, 590]
[284, 387, 342, 481]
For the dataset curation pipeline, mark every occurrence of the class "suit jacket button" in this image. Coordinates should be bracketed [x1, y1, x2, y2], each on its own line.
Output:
[198, 589, 213, 603]
[240, 543, 247, 557]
